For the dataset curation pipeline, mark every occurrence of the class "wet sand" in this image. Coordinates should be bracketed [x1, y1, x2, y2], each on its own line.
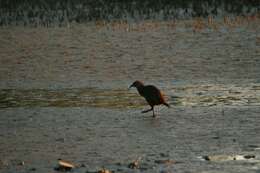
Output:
[1, 106, 260, 173]
[0, 18, 260, 172]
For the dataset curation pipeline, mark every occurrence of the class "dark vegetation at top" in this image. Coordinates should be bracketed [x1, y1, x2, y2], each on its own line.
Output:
[0, 0, 259, 26]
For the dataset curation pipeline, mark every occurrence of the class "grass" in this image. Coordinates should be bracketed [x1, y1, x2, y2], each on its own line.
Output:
[94, 13, 260, 32]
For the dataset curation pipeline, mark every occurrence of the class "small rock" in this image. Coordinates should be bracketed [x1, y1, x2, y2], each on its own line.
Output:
[202, 156, 210, 161]
[244, 155, 255, 159]
[154, 159, 177, 165]
[128, 160, 139, 169]
[160, 153, 169, 157]
[54, 166, 72, 172]
[97, 168, 112, 173]
[18, 161, 25, 166]
[80, 164, 86, 168]
[202, 155, 236, 161]
[30, 168, 36, 171]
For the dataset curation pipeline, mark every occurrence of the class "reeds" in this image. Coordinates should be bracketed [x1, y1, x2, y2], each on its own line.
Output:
[0, 1, 259, 27]
[94, 13, 260, 33]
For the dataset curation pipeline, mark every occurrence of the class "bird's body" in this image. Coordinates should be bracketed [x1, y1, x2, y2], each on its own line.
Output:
[137, 85, 168, 107]
[129, 81, 170, 117]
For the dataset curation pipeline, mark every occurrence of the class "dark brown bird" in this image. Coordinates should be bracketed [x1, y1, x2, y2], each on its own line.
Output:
[129, 80, 170, 117]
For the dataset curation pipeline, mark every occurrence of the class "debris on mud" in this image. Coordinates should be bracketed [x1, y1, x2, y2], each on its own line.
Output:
[29, 167, 37, 171]
[97, 168, 113, 173]
[201, 154, 256, 161]
[243, 155, 256, 159]
[54, 159, 75, 171]
[154, 159, 178, 165]
[128, 157, 142, 169]
[159, 153, 170, 157]
[128, 160, 139, 169]
[18, 161, 25, 166]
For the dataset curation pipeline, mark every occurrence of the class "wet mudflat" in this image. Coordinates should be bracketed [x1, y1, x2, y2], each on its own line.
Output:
[1, 106, 260, 173]
[0, 17, 260, 172]
[0, 18, 259, 89]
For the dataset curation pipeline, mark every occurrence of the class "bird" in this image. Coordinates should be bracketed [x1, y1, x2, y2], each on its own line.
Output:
[129, 80, 170, 117]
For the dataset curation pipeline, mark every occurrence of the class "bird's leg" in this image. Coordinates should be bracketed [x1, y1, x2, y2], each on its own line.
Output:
[141, 107, 153, 113]
[152, 107, 156, 117]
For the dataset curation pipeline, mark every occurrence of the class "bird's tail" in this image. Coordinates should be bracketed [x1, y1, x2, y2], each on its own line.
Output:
[163, 102, 170, 108]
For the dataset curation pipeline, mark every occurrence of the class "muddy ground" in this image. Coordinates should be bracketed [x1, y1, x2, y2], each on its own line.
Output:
[0, 18, 260, 173]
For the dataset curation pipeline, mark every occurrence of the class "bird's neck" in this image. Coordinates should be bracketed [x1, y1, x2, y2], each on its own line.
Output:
[136, 86, 145, 96]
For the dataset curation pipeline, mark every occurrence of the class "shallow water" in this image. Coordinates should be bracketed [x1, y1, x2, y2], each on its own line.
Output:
[0, 19, 260, 173]
[0, 84, 260, 109]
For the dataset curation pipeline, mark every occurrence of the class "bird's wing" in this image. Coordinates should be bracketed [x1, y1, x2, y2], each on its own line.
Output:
[143, 85, 163, 104]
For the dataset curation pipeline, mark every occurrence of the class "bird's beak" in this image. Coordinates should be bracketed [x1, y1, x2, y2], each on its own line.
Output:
[129, 84, 133, 89]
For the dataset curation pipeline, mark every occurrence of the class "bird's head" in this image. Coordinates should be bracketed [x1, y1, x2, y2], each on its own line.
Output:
[129, 80, 144, 89]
